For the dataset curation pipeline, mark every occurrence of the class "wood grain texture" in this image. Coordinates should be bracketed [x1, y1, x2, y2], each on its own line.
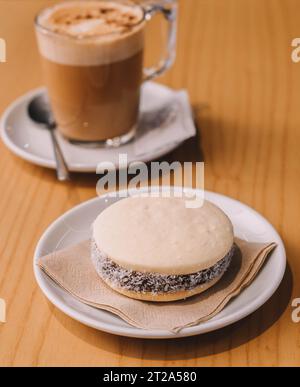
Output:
[0, 0, 299, 366]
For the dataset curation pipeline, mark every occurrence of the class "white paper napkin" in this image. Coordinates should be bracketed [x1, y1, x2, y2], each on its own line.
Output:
[134, 90, 196, 157]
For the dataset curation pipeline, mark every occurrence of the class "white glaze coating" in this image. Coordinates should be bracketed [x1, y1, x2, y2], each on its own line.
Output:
[93, 197, 234, 275]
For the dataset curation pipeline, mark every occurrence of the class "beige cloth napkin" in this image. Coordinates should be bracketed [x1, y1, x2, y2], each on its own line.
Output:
[37, 239, 276, 333]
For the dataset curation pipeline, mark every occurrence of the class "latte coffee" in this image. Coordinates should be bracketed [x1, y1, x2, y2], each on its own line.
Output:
[35, 1, 145, 143]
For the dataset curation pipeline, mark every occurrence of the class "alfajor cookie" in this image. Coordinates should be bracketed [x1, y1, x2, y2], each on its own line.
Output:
[91, 197, 235, 302]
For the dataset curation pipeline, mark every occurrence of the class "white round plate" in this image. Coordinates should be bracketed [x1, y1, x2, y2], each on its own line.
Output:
[0, 82, 182, 173]
[34, 187, 286, 339]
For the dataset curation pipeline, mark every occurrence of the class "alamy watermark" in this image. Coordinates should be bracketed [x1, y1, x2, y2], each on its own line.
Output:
[291, 38, 300, 63]
[0, 298, 5, 323]
[291, 298, 300, 323]
[0, 39, 6, 323]
[0, 38, 6, 63]
[96, 155, 205, 209]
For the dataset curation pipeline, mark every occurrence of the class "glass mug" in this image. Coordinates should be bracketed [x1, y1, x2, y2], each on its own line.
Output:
[35, 0, 177, 147]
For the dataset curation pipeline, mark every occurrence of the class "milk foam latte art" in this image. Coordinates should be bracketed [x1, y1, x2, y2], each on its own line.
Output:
[35, 0, 177, 145]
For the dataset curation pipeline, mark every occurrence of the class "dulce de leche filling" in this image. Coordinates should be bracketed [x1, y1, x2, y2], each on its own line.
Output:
[91, 240, 235, 295]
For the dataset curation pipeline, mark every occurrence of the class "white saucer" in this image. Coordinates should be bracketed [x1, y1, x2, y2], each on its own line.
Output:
[0, 82, 182, 173]
[33, 187, 286, 339]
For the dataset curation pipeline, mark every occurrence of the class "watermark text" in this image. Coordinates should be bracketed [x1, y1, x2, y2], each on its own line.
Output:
[0, 38, 6, 63]
[291, 38, 300, 63]
[96, 155, 205, 209]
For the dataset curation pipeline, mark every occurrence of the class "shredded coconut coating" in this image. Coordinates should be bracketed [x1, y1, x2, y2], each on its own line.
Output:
[91, 240, 235, 295]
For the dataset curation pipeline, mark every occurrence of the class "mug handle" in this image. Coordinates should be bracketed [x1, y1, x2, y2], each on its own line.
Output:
[143, 2, 178, 81]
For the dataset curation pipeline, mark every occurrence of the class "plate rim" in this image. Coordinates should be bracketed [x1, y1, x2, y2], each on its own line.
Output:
[0, 83, 182, 173]
[33, 187, 287, 339]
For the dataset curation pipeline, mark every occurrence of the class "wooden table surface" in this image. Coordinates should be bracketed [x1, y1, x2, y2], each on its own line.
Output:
[0, 0, 299, 367]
